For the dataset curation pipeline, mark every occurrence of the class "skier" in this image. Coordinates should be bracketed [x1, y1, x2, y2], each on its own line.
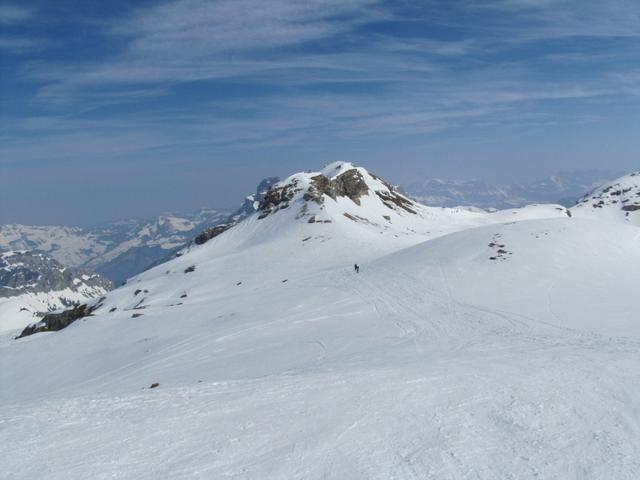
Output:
[354, 264, 360, 274]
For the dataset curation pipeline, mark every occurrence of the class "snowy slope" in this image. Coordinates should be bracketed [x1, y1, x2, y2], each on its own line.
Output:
[571, 171, 640, 226]
[1, 163, 639, 479]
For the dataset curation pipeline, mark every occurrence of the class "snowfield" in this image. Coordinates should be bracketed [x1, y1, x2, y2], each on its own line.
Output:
[1, 164, 639, 479]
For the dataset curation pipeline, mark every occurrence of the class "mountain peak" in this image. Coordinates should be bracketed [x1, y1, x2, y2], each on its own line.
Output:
[256, 163, 419, 224]
[571, 171, 640, 225]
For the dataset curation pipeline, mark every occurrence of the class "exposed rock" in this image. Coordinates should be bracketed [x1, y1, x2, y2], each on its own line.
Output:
[17, 302, 100, 338]
[258, 179, 301, 218]
[194, 224, 232, 245]
[375, 190, 417, 214]
[259, 168, 376, 220]
[327, 169, 370, 205]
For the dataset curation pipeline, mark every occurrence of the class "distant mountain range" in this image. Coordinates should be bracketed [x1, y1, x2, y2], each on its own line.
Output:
[0, 209, 228, 286]
[0, 177, 279, 285]
[403, 170, 621, 210]
[0, 170, 619, 289]
[0, 250, 112, 331]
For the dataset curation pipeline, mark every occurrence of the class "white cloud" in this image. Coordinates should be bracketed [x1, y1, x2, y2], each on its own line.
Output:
[0, 35, 40, 53]
[5, 0, 640, 167]
[0, 4, 32, 24]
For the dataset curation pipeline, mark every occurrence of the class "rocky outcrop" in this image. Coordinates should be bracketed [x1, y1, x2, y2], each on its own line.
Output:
[572, 171, 640, 223]
[194, 224, 232, 245]
[16, 301, 102, 338]
[303, 169, 370, 206]
[257, 167, 420, 220]
[258, 179, 302, 218]
[326, 169, 370, 205]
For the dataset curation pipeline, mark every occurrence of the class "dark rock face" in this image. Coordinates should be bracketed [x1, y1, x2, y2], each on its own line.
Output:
[303, 169, 370, 206]
[258, 168, 375, 220]
[17, 302, 100, 338]
[326, 170, 370, 205]
[258, 179, 302, 219]
[194, 224, 232, 245]
[375, 190, 417, 214]
[257, 167, 419, 220]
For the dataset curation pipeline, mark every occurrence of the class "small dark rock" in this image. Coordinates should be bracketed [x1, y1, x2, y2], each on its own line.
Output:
[149, 382, 160, 389]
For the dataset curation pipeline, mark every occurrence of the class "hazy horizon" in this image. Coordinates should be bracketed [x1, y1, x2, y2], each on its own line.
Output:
[0, 165, 624, 228]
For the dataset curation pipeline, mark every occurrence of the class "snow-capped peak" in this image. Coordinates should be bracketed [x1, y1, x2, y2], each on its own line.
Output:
[256, 163, 420, 225]
[571, 171, 640, 226]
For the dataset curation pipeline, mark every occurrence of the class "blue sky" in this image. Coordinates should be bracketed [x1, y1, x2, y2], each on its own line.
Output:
[1, 0, 639, 225]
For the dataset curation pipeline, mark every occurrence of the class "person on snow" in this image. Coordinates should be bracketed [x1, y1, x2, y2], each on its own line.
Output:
[354, 264, 360, 273]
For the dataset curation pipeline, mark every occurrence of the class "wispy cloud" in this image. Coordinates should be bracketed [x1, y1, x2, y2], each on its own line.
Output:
[0, 35, 41, 53]
[474, 0, 640, 39]
[0, 4, 32, 24]
[4, 0, 640, 178]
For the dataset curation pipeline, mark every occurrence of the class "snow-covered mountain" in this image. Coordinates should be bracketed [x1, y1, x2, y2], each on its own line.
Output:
[571, 171, 640, 226]
[0, 179, 283, 285]
[0, 209, 230, 285]
[2, 162, 639, 479]
[0, 250, 112, 331]
[405, 170, 619, 209]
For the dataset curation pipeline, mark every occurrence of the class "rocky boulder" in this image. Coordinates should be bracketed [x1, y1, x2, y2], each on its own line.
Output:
[194, 224, 233, 245]
[16, 301, 102, 338]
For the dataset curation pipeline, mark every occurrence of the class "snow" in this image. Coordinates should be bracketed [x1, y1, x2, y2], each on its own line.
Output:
[0, 285, 108, 332]
[571, 171, 640, 226]
[1, 164, 639, 479]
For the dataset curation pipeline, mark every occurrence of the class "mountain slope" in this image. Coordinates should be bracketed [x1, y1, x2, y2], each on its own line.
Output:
[571, 171, 640, 226]
[1, 163, 639, 479]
